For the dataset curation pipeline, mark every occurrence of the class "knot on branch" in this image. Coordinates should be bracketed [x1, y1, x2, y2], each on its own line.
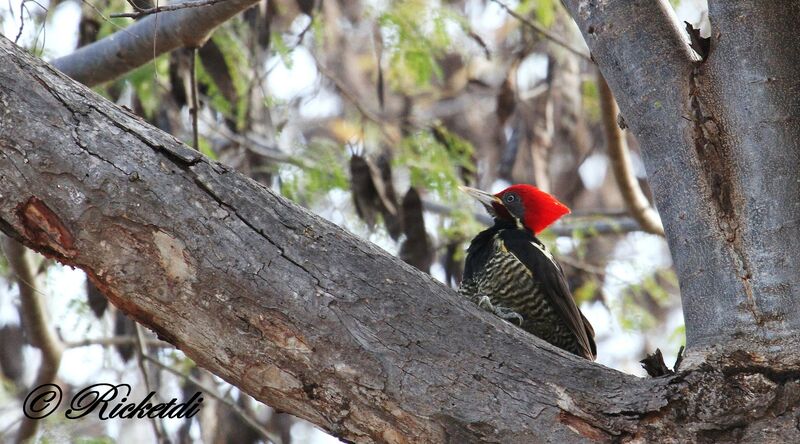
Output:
[626, 349, 800, 442]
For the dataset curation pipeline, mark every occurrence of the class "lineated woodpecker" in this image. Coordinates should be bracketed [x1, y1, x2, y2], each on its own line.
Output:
[459, 184, 597, 360]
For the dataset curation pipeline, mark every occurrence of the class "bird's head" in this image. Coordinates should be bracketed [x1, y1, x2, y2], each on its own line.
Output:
[460, 184, 570, 234]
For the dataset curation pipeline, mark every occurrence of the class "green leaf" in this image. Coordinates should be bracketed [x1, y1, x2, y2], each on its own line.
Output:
[271, 32, 294, 69]
[394, 125, 475, 201]
[279, 139, 349, 206]
[378, 0, 454, 91]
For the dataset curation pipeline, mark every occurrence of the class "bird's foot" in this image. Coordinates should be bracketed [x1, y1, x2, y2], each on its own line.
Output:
[477, 295, 494, 310]
[494, 306, 524, 326]
[477, 296, 524, 326]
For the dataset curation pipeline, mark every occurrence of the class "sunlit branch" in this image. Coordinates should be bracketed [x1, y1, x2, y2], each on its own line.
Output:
[597, 72, 665, 236]
[111, 0, 230, 19]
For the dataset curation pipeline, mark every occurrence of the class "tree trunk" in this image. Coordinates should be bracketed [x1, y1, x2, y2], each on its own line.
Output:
[561, 0, 800, 354]
[2, 0, 800, 440]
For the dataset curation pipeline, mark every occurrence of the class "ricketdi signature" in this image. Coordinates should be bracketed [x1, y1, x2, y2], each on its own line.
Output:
[24, 383, 203, 420]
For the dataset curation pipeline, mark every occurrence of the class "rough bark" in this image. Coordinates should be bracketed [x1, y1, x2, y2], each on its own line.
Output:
[697, 0, 800, 344]
[6, 30, 800, 443]
[1, 34, 648, 443]
[561, 0, 800, 352]
[3, 0, 800, 441]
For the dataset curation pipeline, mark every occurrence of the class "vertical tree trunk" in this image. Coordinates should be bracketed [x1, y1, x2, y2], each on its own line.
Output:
[561, 0, 800, 354]
[695, 1, 800, 342]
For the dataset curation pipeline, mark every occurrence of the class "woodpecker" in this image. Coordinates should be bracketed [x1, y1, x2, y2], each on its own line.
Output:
[459, 184, 596, 360]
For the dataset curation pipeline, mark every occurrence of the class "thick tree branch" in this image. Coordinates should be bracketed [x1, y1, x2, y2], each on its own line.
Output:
[4, 26, 800, 443]
[0, 33, 666, 443]
[52, 0, 259, 86]
[596, 72, 664, 236]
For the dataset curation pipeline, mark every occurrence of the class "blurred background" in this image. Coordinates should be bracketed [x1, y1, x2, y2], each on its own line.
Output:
[0, 0, 708, 442]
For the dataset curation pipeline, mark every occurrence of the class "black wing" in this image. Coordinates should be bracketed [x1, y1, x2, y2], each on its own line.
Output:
[462, 224, 501, 284]
[500, 229, 597, 360]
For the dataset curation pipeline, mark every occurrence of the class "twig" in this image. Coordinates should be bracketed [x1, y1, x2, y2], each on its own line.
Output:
[202, 115, 311, 168]
[597, 71, 665, 236]
[80, 0, 135, 35]
[15, 0, 28, 44]
[65, 335, 172, 349]
[189, 47, 200, 150]
[111, 0, 228, 19]
[313, 56, 388, 130]
[556, 254, 607, 276]
[142, 354, 281, 443]
[309, 50, 427, 146]
[293, 15, 314, 47]
[490, 0, 592, 62]
[1, 237, 64, 444]
[134, 324, 169, 443]
[421, 199, 643, 236]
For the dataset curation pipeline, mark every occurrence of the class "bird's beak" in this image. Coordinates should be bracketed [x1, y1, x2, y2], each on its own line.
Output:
[459, 186, 502, 207]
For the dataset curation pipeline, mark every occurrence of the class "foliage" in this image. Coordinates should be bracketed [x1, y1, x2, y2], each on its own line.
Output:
[280, 139, 349, 205]
[378, 0, 452, 90]
[395, 125, 474, 201]
[517, 0, 559, 28]
[618, 268, 678, 332]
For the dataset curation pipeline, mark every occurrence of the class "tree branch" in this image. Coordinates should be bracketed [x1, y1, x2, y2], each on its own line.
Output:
[5, 22, 800, 442]
[64, 335, 171, 348]
[421, 199, 643, 236]
[1, 237, 63, 443]
[0, 33, 667, 443]
[491, 0, 592, 62]
[596, 71, 664, 236]
[111, 0, 230, 19]
[52, 0, 259, 86]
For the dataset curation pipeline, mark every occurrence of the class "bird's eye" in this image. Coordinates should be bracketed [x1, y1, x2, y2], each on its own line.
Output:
[504, 194, 516, 203]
